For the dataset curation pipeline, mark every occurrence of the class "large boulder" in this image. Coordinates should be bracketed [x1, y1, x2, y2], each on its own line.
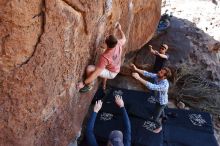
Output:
[0, 0, 161, 145]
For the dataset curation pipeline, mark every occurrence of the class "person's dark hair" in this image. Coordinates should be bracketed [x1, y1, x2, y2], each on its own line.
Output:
[108, 130, 124, 146]
[162, 67, 172, 78]
[161, 44, 168, 50]
[105, 35, 118, 48]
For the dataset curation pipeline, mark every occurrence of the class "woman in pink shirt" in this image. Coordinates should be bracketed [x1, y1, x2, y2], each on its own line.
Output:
[78, 23, 126, 93]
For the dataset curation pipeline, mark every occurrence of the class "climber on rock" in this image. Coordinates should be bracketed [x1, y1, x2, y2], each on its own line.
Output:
[131, 64, 172, 133]
[77, 23, 126, 93]
[149, 44, 169, 73]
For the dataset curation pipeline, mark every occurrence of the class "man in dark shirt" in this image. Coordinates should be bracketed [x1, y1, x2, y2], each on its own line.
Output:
[150, 44, 169, 73]
[86, 95, 131, 146]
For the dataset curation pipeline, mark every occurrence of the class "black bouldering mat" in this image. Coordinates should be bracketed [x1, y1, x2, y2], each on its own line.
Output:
[81, 86, 218, 146]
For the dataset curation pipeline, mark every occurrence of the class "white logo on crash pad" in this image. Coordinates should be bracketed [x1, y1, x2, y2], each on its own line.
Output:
[147, 96, 156, 104]
[100, 112, 113, 121]
[189, 114, 207, 126]
[143, 121, 157, 131]
[113, 90, 123, 96]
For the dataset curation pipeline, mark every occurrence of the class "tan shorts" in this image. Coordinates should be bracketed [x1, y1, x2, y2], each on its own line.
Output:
[99, 69, 118, 79]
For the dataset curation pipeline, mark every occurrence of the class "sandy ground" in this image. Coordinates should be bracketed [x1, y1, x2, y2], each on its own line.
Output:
[162, 0, 220, 41]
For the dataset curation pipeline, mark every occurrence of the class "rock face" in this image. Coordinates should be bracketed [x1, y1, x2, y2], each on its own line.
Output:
[0, 0, 161, 145]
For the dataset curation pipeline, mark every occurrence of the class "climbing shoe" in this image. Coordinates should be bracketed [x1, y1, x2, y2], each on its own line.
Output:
[79, 85, 93, 93]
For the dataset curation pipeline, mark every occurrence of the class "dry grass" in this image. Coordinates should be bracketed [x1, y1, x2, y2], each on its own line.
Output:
[169, 65, 220, 116]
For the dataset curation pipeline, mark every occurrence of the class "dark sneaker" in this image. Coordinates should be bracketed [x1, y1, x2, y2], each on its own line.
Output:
[79, 85, 93, 93]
